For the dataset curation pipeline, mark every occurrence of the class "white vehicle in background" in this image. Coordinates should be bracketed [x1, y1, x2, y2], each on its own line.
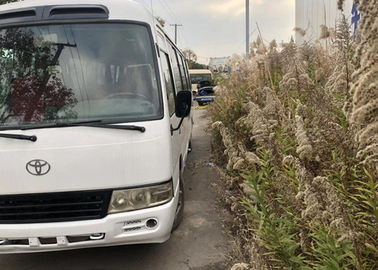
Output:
[189, 69, 215, 106]
[0, 0, 193, 254]
[189, 69, 212, 92]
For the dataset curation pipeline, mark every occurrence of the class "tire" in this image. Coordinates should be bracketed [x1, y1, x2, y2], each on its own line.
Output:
[172, 174, 185, 231]
[198, 101, 204, 106]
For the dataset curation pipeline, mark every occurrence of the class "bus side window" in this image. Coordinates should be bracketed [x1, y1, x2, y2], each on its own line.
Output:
[178, 54, 188, 90]
[181, 55, 190, 90]
[168, 45, 183, 92]
[160, 51, 176, 116]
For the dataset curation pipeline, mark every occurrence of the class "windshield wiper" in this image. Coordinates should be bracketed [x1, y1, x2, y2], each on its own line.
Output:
[0, 133, 37, 142]
[83, 123, 146, 133]
[17, 120, 103, 131]
[17, 120, 146, 133]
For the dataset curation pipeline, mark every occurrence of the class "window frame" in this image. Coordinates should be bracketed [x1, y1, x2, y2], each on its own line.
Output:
[160, 50, 177, 117]
[0, 19, 165, 126]
[180, 54, 190, 90]
[177, 53, 188, 90]
[166, 42, 183, 93]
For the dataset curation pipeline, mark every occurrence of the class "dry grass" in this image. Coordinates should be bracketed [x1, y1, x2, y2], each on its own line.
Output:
[209, 4, 377, 269]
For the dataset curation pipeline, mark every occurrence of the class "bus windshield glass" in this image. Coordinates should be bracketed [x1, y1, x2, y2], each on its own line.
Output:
[0, 23, 161, 129]
[190, 74, 212, 84]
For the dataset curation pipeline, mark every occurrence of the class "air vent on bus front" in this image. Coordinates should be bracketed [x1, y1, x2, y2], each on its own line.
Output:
[0, 5, 109, 25]
[0, 10, 36, 21]
[48, 6, 108, 19]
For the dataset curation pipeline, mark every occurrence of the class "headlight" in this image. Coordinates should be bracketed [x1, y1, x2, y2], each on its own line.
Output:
[108, 182, 173, 214]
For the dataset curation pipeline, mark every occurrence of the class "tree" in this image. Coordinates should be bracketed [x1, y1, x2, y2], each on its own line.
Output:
[190, 62, 208, 69]
[182, 49, 208, 69]
[183, 49, 197, 63]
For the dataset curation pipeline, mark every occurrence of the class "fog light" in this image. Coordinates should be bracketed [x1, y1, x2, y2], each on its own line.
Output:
[0, 238, 7, 245]
[146, 219, 158, 229]
[89, 233, 105, 241]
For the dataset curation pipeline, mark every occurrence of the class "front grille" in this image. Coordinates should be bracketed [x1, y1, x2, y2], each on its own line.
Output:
[0, 190, 112, 224]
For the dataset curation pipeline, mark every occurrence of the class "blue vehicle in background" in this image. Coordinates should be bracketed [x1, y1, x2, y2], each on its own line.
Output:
[195, 81, 215, 106]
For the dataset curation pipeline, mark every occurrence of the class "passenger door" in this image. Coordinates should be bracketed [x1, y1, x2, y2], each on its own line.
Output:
[177, 53, 193, 159]
[160, 50, 181, 176]
[167, 44, 186, 172]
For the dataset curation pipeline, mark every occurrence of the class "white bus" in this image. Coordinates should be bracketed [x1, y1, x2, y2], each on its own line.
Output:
[0, 0, 193, 253]
[189, 69, 212, 91]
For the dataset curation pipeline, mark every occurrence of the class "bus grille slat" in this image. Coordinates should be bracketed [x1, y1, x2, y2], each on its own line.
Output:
[0, 191, 112, 224]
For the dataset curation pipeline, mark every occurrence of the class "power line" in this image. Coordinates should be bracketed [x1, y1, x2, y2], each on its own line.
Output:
[156, 0, 186, 46]
[157, 0, 173, 21]
[177, 25, 189, 47]
[157, 0, 181, 26]
[160, 0, 181, 24]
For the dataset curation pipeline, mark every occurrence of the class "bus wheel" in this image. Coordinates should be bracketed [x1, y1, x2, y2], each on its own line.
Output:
[172, 175, 185, 231]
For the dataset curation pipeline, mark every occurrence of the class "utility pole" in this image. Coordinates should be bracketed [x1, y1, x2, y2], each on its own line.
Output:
[246, 0, 250, 55]
[170, 24, 183, 44]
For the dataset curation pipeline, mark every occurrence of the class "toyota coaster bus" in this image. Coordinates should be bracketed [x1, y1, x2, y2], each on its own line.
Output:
[0, 0, 193, 253]
[189, 69, 212, 92]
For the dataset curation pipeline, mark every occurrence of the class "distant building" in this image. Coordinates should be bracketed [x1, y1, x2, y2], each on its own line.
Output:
[208, 57, 231, 73]
[295, 0, 359, 46]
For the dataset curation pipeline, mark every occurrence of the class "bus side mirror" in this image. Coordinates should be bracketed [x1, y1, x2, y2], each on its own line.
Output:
[175, 91, 192, 118]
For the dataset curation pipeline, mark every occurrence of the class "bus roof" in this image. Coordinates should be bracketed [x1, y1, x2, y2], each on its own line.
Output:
[0, 0, 154, 26]
[189, 69, 212, 75]
[0, 0, 189, 58]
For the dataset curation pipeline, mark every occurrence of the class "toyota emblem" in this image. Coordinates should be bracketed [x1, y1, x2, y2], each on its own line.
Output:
[26, 159, 51, 176]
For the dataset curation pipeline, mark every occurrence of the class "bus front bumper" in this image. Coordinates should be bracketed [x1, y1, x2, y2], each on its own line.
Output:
[0, 196, 178, 254]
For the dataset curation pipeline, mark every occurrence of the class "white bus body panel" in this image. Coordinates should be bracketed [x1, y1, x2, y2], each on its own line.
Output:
[0, 121, 172, 195]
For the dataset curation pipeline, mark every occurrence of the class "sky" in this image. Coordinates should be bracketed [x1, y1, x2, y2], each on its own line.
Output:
[136, 0, 295, 64]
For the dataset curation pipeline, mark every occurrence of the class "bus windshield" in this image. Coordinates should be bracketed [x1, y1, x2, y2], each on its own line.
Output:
[190, 74, 212, 84]
[0, 23, 161, 129]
